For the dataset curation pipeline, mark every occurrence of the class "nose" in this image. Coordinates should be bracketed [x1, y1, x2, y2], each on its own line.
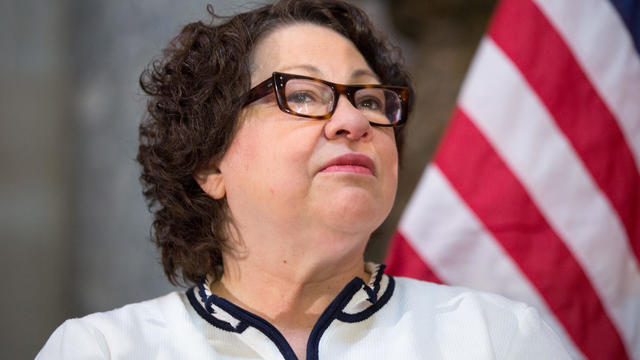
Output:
[323, 95, 371, 141]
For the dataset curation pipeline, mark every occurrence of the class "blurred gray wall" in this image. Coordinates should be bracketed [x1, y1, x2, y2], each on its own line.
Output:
[1, 0, 73, 357]
[0, 0, 493, 358]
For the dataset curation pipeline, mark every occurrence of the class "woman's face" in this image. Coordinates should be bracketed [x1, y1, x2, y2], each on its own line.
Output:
[201, 23, 398, 246]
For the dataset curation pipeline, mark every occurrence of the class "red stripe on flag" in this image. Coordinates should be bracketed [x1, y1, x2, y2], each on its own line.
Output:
[489, 0, 640, 264]
[385, 231, 444, 284]
[435, 108, 629, 359]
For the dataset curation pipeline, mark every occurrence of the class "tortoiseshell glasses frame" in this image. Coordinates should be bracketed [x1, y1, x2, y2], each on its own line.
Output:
[243, 72, 410, 127]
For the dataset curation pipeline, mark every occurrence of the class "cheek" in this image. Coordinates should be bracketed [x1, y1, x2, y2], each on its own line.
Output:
[222, 120, 318, 199]
[379, 131, 399, 182]
[268, 128, 320, 194]
[377, 134, 399, 222]
[222, 131, 260, 174]
[220, 125, 284, 220]
[221, 121, 273, 191]
[384, 153, 399, 206]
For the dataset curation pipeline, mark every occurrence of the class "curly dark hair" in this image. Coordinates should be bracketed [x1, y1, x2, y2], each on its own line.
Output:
[138, 0, 413, 286]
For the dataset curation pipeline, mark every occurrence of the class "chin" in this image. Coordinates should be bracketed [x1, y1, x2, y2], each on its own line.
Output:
[322, 193, 391, 234]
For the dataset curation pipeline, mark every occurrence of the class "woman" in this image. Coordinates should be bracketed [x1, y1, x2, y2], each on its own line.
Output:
[38, 0, 570, 359]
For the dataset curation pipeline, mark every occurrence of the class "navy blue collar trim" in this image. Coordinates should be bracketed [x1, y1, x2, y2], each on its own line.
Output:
[189, 284, 297, 359]
[305, 277, 370, 360]
[186, 287, 249, 333]
[336, 275, 395, 323]
[186, 265, 395, 360]
[364, 263, 385, 303]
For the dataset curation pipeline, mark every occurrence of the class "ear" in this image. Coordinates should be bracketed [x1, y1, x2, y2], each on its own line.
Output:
[194, 166, 226, 200]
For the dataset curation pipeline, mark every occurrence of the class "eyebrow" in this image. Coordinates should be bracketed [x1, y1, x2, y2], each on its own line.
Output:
[278, 64, 323, 76]
[277, 64, 380, 83]
[350, 69, 380, 82]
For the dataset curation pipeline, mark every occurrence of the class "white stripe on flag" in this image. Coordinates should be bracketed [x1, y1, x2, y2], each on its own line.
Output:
[534, 0, 640, 167]
[458, 37, 640, 358]
[399, 164, 583, 359]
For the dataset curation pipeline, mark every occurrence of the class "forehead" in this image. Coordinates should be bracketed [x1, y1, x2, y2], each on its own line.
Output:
[250, 23, 377, 85]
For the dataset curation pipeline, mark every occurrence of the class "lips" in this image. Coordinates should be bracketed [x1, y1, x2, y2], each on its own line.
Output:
[320, 153, 376, 176]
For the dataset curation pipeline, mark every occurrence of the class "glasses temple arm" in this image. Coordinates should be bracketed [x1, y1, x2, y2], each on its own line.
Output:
[244, 78, 274, 106]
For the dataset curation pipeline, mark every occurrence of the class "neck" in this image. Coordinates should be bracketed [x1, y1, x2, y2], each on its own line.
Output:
[210, 229, 371, 360]
[215, 252, 369, 319]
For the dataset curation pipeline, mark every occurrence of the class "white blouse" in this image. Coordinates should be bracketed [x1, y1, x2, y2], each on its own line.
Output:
[37, 264, 571, 359]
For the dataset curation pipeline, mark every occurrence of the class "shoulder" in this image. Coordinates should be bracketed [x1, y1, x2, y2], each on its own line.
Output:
[386, 276, 571, 359]
[36, 292, 190, 360]
[80, 291, 186, 331]
[392, 275, 530, 315]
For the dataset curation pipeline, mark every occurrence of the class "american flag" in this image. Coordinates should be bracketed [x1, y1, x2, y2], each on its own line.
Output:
[384, 0, 640, 358]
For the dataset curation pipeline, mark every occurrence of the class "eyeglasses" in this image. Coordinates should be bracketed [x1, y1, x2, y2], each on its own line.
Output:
[243, 72, 410, 127]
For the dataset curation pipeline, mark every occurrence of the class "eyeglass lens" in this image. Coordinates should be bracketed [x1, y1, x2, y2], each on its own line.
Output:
[283, 79, 402, 124]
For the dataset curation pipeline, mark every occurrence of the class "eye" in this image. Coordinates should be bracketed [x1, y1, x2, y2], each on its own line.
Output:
[286, 91, 318, 104]
[356, 96, 384, 112]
